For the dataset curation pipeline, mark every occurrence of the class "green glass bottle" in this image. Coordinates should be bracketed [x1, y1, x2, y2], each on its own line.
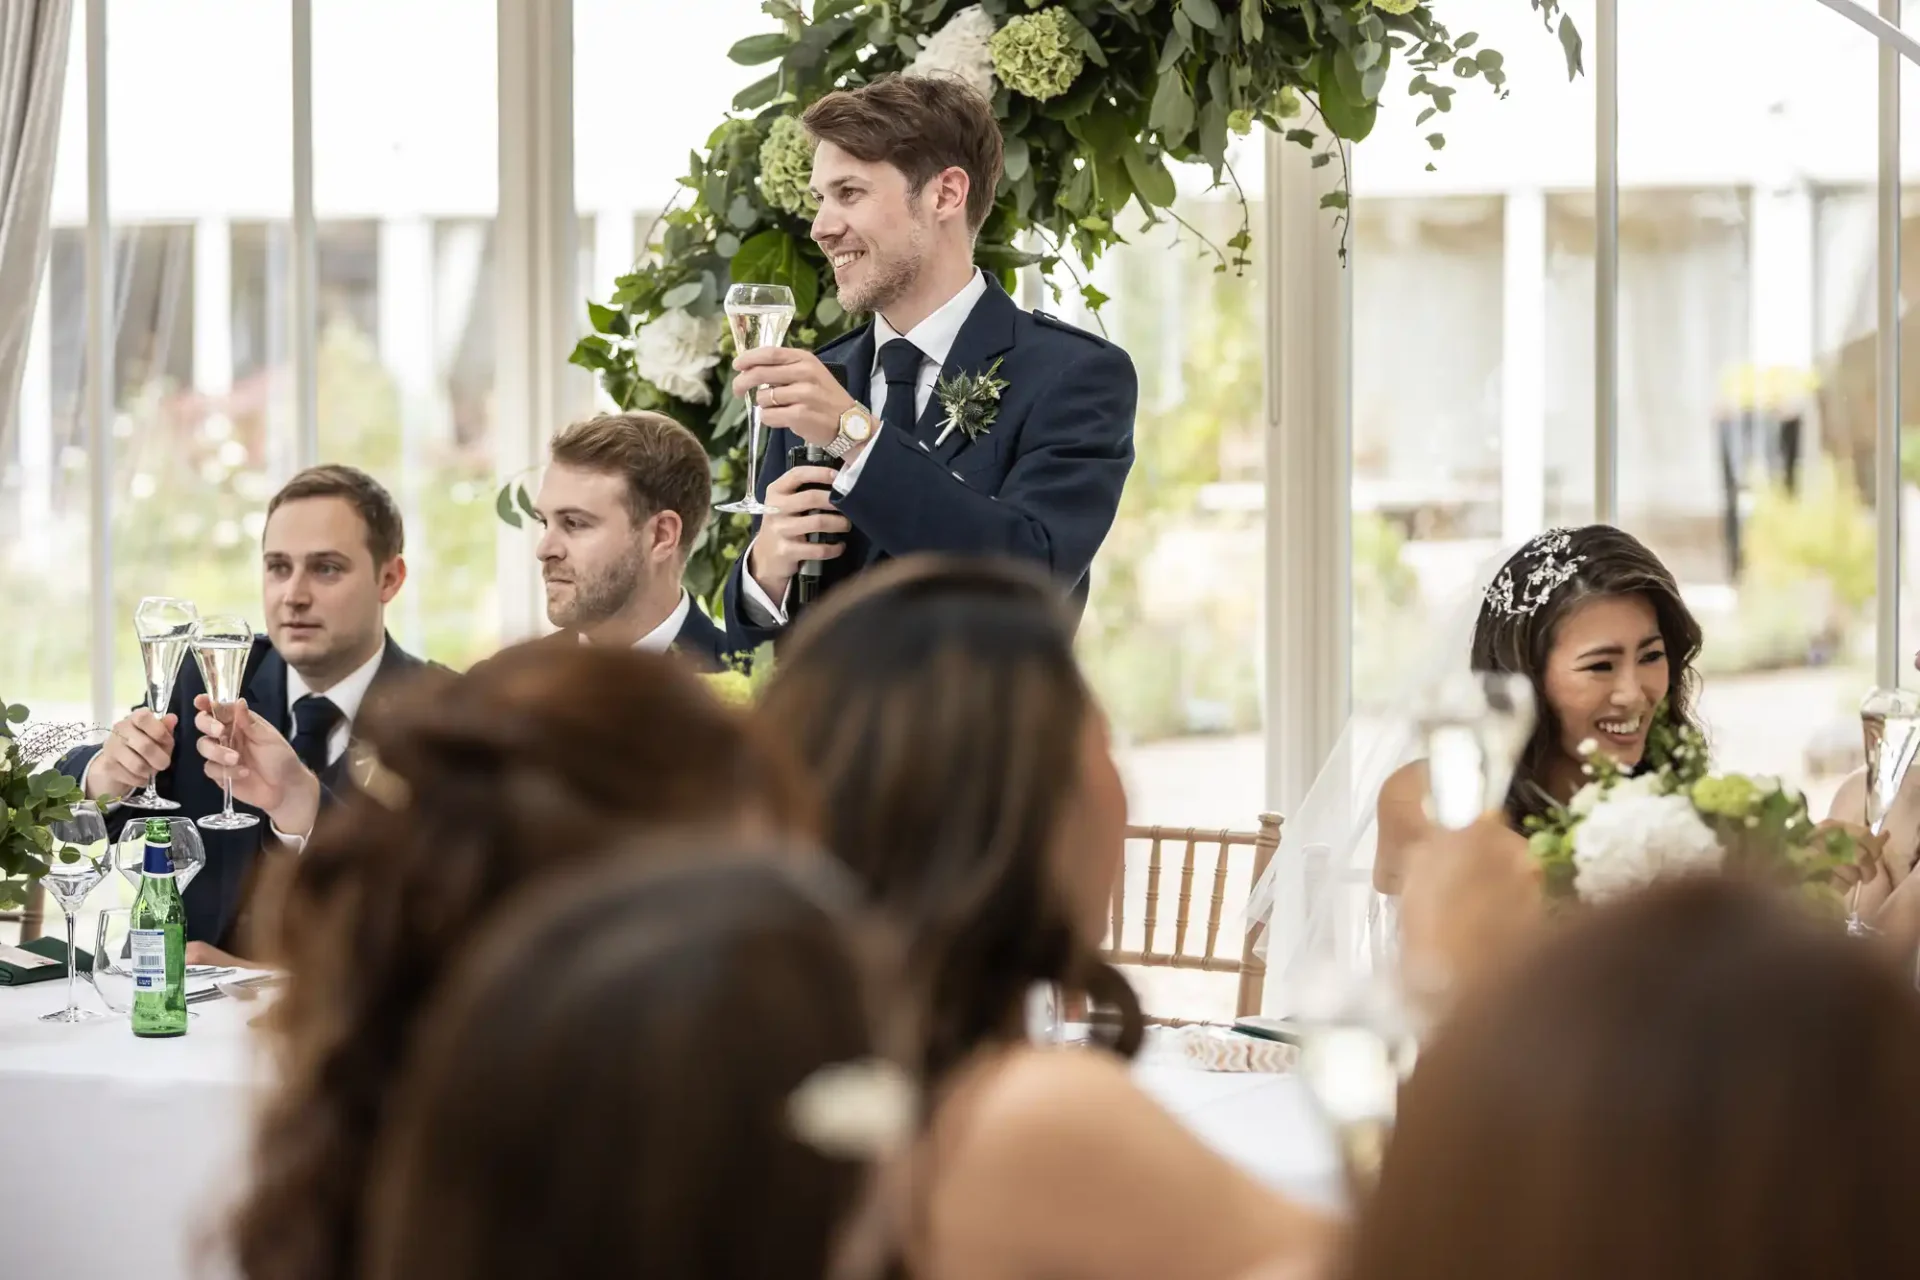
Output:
[130, 817, 187, 1038]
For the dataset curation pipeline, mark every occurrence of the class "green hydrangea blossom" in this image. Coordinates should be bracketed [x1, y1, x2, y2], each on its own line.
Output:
[1690, 774, 1761, 820]
[988, 8, 1086, 102]
[758, 115, 817, 217]
[1371, 0, 1420, 14]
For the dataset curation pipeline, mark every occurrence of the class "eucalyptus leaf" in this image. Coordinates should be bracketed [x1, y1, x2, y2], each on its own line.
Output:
[727, 194, 758, 231]
[732, 70, 783, 112]
[494, 486, 522, 530]
[1558, 14, 1584, 78]
[1149, 70, 1196, 144]
[662, 281, 704, 309]
[728, 32, 793, 66]
[716, 231, 742, 259]
[1121, 145, 1177, 210]
[1179, 0, 1223, 34]
[1003, 136, 1030, 183]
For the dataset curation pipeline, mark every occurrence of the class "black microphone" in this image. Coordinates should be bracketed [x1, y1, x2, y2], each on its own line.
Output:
[793, 361, 854, 611]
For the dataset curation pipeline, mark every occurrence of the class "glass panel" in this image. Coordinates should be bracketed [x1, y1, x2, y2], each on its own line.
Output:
[1349, 0, 1595, 715]
[1618, 0, 1877, 811]
[97, 0, 295, 713]
[1, 9, 88, 720]
[313, 0, 499, 669]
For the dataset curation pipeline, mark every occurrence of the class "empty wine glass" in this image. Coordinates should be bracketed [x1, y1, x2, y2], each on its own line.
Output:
[1417, 671, 1537, 830]
[191, 615, 259, 832]
[126, 596, 197, 810]
[39, 801, 110, 1024]
[716, 282, 796, 516]
[118, 818, 205, 893]
[91, 907, 133, 1013]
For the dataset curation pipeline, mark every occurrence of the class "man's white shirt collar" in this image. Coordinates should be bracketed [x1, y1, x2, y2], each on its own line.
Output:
[575, 590, 691, 653]
[286, 641, 385, 724]
[870, 268, 989, 373]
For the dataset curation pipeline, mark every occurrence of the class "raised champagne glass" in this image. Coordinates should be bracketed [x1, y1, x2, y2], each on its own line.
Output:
[1417, 671, 1537, 830]
[39, 801, 110, 1024]
[716, 282, 796, 516]
[1855, 687, 1920, 934]
[191, 615, 260, 831]
[126, 596, 197, 809]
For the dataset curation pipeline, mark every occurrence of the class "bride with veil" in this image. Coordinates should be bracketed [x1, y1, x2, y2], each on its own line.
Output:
[1245, 525, 1710, 1014]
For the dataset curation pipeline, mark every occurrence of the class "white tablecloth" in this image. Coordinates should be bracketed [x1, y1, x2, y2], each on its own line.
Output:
[0, 983, 1340, 1280]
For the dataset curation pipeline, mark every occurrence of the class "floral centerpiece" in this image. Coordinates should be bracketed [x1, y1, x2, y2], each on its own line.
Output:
[501, 0, 1583, 607]
[0, 698, 89, 910]
[1525, 707, 1858, 911]
[704, 643, 779, 707]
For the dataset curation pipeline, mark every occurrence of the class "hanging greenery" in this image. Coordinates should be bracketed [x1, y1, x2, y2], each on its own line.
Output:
[499, 0, 1582, 606]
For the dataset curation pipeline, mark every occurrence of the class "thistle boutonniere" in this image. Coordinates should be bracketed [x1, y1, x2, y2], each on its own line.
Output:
[933, 357, 1008, 448]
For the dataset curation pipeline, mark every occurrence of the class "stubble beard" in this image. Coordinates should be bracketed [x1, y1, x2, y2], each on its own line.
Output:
[548, 556, 647, 631]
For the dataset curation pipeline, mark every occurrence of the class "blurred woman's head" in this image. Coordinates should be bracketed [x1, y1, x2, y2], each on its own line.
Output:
[363, 850, 906, 1280]
[758, 555, 1139, 1083]
[1346, 876, 1920, 1280]
[233, 642, 813, 1280]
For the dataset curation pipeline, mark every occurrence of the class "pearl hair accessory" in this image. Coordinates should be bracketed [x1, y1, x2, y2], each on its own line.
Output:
[1482, 528, 1588, 619]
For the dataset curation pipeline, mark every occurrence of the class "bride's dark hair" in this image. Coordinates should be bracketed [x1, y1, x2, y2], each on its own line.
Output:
[1469, 524, 1703, 828]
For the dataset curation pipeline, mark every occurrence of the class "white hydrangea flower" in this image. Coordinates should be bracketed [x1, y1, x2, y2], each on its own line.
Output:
[1569, 782, 1601, 817]
[631, 307, 724, 405]
[1572, 792, 1723, 904]
[908, 4, 998, 100]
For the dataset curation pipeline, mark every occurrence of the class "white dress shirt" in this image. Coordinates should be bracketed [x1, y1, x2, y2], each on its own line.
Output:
[576, 589, 691, 652]
[742, 269, 993, 626]
[275, 644, 389, 848]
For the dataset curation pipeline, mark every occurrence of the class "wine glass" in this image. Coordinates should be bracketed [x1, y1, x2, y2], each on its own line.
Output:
[716, 282, 796, 516]
[126, 596, 197, 810]
[191, 615, 260, 831]
[1417, 671, 1536, 830]
[118, 818, 206, 893]
[91, 907, 133, 1012]
[38, 801, 110, 1024]
[1853, 687, 1920, 934]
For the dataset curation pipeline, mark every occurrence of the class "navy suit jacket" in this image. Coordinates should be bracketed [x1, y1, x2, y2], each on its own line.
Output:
[57, 633, 427, 947]
[722, 274, 1137, 646]
[539, 598, 729, 672]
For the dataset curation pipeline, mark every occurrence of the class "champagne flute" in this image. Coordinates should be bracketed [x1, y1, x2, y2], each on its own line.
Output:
[126, 596, 197, 809]
[1854, 687, 1920, 934]
[191, 615, 260, 831]
[1417, 671, 1536, 830]
[716, 282, 796, 516]
[39, 801, 110, 1024]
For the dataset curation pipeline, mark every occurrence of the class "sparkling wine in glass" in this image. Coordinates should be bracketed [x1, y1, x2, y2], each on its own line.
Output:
[1292, 978, 1418, 1202]
[127, 597, 198, 810]
[1417, 671, 1536, 830]
[717, 283, 797, 517]
[39, 802, 110, 1024]
[191, 615, 260, 832]
[1854, 687, 1920, 934]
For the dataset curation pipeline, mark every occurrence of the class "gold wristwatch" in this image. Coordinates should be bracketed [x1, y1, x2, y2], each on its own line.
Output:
[825, 404, 876, 459]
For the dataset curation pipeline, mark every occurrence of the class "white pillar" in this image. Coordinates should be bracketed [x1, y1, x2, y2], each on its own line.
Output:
[379, 216, 434, 654]
[1501, 190, 1547, 544]
[18, 255, 53, 559]
[264, 222, 298, 483]
[192, 217, 232, 397]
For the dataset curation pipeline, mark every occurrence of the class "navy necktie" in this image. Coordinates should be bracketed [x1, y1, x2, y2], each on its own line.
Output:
[877, 337, 924, 440]
[290, 694, 343, 776]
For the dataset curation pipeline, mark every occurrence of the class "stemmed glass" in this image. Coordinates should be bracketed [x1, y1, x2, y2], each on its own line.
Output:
[1854, 687, 1920, 934]
[38, 801, 110, 1024]
[126, 596, 197, 809]
[191, 615, 259, 831]
[116, 818, 205, 894]
[1417, 671, 1536, 830]
[716, 282, 796, 516]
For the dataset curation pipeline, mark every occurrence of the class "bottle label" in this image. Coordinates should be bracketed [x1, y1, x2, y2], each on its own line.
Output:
[131, 929, 168, 992]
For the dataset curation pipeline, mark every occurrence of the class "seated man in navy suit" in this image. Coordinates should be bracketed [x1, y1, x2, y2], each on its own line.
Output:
[724, 74, 1137, 644]
[59, 465, 426, 955]
[528, 411, 727, 669]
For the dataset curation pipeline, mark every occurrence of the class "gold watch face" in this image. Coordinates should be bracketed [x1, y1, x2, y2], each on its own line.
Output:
[841, 407, 874, 442]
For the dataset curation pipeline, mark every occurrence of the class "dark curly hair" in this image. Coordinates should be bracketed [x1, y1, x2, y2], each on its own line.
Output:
[757, 555, 1143, 1087]
[1470, 525, 1704, 829]
[229, 642, 815, 1280]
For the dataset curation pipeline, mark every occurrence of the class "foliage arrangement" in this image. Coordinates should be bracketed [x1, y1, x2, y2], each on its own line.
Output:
[1524, 705, 1857, 911]
[499, 0, 1582, 605]
[703, 642, 779, 706]
[0, 699, 87, 910]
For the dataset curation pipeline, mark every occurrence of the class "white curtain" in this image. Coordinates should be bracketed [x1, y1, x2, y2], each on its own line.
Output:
[0, 0, 73, 463]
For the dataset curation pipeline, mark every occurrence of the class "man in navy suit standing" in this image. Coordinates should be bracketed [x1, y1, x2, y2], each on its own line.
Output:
[59, 466, 426, 955]
[723, 74, 1136, 643]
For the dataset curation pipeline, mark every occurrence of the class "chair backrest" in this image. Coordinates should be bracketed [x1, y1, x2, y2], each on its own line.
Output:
[1103, 813, 1282, 1020]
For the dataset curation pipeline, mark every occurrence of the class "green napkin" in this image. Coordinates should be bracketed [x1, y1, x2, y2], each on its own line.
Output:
[0, 936, 94, 986]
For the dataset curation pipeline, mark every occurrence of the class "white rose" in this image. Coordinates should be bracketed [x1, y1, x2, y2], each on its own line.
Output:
[1571, 792, 1723, 904]
[631, 307, 724, 405]
[907, 4, 998, 100]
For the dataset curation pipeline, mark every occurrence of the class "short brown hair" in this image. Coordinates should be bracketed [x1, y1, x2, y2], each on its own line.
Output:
[803, 75, 1004, 234]
[549, 412, 710, 557]
[268, 465, 405, 564]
